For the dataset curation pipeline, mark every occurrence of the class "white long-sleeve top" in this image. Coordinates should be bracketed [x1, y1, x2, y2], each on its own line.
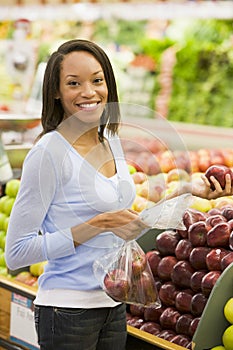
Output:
[5, 130, 136, 308]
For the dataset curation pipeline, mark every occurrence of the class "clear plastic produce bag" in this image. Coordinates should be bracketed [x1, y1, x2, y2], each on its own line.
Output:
[93, 240, 161, 308]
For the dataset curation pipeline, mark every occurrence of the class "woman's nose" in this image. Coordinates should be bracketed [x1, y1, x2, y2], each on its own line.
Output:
[81, 83, 95, 97]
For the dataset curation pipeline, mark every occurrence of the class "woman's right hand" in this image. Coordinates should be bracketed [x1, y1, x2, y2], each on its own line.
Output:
[100, 209, 149, 241]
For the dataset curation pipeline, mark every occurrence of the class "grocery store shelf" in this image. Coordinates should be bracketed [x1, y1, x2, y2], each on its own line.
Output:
[0, 1, 232, 21]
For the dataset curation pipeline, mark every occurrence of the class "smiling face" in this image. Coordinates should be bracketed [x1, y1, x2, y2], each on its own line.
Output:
[57, 50, 108, 125]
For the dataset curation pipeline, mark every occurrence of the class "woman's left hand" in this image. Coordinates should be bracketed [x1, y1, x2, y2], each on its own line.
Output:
[192, 173, 233, 200]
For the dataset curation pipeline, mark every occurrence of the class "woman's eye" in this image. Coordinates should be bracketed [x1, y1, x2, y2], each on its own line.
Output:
[94, 78, 104, 84]
[68, 81, 79, 86]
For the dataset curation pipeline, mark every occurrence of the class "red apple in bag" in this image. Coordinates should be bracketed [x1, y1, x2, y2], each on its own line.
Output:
[104, 269, 130, 301]
[205, 164, 233, 190]
[131, 248, 147, 277]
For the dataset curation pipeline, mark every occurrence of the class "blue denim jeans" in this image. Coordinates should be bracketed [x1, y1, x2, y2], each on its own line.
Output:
[34, 303, 127, 350]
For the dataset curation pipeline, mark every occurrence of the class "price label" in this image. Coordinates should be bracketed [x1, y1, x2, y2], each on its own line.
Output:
[10, 293, 39, 350]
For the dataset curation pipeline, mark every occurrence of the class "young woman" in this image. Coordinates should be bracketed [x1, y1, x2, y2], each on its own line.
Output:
[5, 39, 233, 350]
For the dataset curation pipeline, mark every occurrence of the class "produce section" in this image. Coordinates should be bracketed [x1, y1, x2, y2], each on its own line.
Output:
[0, 1, 233, 349]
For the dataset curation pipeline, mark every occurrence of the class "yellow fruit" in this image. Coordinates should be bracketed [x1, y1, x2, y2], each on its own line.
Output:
[210, 346, 226, 350]
[29, 261, 47, 277]
[189, 196, 212, 212]
[223, 325, 233, 350]
[224, 298, 233, 324]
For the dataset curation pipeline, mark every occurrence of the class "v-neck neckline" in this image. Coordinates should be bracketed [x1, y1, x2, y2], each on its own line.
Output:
[54, 130, 118, 180]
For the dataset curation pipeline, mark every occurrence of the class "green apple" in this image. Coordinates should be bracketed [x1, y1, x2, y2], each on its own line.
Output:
[0, 266, 8, 276]
[0, 212, 7, 230]
[128, 164, 137, 174]
[0, 230, 6, 250]
[2, 196, 15, 216]
[3, 216, 9, 232]
[5, 179, 20, 198]
[0, 251, 6, 267]
[0, 196, 8, 213]
[30, 261, 47, 277]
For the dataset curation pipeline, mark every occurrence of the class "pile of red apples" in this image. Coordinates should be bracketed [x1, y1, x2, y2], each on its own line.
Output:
[126, 204, 233, 349]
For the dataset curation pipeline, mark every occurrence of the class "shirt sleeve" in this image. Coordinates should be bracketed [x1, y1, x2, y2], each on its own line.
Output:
[5, 145, 76, 271]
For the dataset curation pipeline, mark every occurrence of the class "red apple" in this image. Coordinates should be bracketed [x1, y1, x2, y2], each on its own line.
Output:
[176, 228, 188, 239]
[157, 256, 178, 281]
[183, 208, 208, 231]
[131, 171, 147, 184]
[188, 221, 209, 247]
[170, 334, 191, 347]
[104, 269, 130, 301]
[206, 214, 227, 227]
[139, 322, 162, 336]
[206, 248, 229, 271]
[222, 206, 233, 221]
[171, 260, 195, 288]
[129, 304, 145, 317]
[190, 270, 208, 292]
[175, 290, 193, 313]
[207, 222, 230, 247]
[208, 208, 222, 216]
[205, 164, 233, 190]
[228, 219, 233, 231]
[175, 239, 193, 260]
[127, 316, 145, 328]
[132, 270, 159, 306]
[159, 307, 181, 331]
[158, 281, 179, 306]
[189, 246, 211, 270]
[145, 250, 161, 277]
[189, 317, 200, 337]
[158, 329, 177, 341]
[190, 292, 208, 316]
[144, 305, 165, 323]
[175, 314, 194, 336]
[221, 251, 233, 270]
[155, 230, 180, 256]
[131, 249, 147, 277]
[201, 270, 221, 296]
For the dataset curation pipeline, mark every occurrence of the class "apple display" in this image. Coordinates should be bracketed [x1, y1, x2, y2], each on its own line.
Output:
[171, 260, 194, 288]
[206, 248, 229, 271]
[207, 222, 230, 247]
[189, 246, 211, 270]
[157, 256, 178, 281]
[103, 269, 130, 301]
[190, 292, 208, 316]
[145, 250, 161, 277]
[175, 239, 193, 260]
[156, 230, 180, 256]
[201, 270, 221, 296]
